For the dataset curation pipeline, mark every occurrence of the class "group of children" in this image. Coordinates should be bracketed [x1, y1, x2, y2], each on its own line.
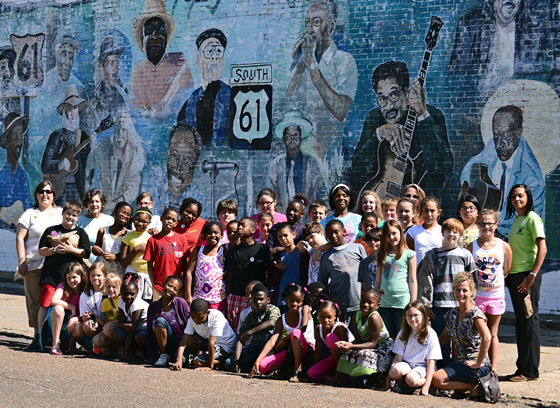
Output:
[33, 182, 511, 398]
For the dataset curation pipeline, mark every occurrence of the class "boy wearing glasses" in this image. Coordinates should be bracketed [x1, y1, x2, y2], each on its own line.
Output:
[417, 217, 476, 364]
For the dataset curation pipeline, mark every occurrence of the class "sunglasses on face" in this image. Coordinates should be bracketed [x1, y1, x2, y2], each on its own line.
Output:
[39, 189, 53, 195]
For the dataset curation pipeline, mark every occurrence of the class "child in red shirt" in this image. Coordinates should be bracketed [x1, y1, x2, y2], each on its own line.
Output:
[144, 208, 189, 301]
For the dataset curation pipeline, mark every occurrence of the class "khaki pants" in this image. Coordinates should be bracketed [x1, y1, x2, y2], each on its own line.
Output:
[23, 268, 42, 329]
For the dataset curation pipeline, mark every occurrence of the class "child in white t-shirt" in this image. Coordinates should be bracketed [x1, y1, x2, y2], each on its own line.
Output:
[173, 299, 237, 371]
[387, 301, 442, 395]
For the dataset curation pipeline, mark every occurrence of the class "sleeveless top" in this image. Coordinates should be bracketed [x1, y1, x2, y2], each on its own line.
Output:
[319, 321, 355, 344]
[355, 310, 390, 344]
[100, 226, 126, 276]
[193, 245, 226, 304]
[472, 239, 506, 299]
[281, 309, 316, 346]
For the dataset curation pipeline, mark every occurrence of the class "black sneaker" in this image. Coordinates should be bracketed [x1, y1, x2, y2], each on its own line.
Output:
[395, 380, 416, 395]
[28, 334, 40, 350]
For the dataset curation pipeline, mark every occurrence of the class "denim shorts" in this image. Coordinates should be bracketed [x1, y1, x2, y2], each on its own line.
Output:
[442, 363, 491, 384]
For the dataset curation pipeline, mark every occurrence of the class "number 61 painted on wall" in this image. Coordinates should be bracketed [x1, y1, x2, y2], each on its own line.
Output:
[229, 85, 273, 150]
[10, 33, 45, 88]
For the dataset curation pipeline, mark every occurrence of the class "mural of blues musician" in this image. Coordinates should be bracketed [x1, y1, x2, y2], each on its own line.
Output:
[85, 35, 126, 135]
[177, 28, 230, 148]
[0, 47, 20, 118]
[268, 111, 327, 210]
[461, 105, 544, 236]
[130, 0, 193, 113]
[0, 112, 31, 227]
[348, 61, 452, 198]
[41, 85, 89, 203]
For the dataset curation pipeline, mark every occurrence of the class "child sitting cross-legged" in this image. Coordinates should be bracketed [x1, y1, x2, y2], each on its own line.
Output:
[386, 301, 442, 395]
[172, 298, 237, 371]
[229, 283, 281, 373]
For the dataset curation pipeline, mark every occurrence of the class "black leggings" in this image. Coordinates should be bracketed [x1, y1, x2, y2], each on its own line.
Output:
[505, 271, 541, 378]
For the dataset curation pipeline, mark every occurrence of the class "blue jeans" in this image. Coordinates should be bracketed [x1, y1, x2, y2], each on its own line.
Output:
[431, 306, 453, 367]
[378, 307, 404, 338]
[224, 334, 270, 373]
[155, 316, 180, 361]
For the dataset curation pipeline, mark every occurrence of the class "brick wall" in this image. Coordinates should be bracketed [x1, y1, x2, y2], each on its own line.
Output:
[0, 0, 558, 311]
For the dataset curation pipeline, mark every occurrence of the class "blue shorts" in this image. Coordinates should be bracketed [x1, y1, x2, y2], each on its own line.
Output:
[442, 363, 491, 384]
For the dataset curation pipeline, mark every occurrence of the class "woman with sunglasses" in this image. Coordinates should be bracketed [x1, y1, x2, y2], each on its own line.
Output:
[402, 184, 425, 225]
[16, 181, 63, 349]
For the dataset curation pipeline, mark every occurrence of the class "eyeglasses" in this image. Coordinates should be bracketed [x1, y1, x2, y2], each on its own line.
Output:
[461, 206, 478, 212]
[201, 44, 225, 59]
[376, 89, 402, 107]
[39, 189, 53, 195]
[258, 201, 274, 207]
[404, 193, 419, 199]
[477, 222, 497, 227]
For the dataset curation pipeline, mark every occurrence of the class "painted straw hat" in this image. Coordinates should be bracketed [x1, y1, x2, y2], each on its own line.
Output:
[132, 0, 176, 54]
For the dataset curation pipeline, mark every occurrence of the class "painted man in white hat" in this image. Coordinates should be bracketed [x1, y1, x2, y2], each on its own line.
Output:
[85, 35, 126, 134]
[0, 112, 32, 214]
[268, 111, 327, 209]
[41, 85, 89, 202]
[130, 0, 192, 113]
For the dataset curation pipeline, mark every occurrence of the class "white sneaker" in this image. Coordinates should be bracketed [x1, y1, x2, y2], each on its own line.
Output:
[155, 353, 169, 366]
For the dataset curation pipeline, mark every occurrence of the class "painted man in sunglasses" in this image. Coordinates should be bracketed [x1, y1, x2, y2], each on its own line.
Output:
[130, 0, 193, 113]
[177, 28, 231, 148]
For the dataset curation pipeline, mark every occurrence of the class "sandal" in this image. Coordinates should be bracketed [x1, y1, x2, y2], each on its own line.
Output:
[289, 371, 304, 383]
[49, 347, 62, 356]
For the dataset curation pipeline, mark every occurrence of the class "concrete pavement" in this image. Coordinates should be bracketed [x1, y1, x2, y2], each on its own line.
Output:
[1, 291, 559, 407]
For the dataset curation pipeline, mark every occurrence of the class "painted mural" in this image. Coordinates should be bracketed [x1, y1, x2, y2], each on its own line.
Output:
[0, 0, 559, 261]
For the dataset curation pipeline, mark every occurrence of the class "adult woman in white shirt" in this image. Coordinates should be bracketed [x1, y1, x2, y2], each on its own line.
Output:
[16, 181, 63, 349]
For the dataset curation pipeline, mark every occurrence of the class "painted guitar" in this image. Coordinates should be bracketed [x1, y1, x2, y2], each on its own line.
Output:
[361, 16, 444, 200]
[43, 115, 114, 199]
[460, 163, 503, 211]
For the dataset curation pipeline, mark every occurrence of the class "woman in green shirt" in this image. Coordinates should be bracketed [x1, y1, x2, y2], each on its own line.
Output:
[505, 184, 547, 382]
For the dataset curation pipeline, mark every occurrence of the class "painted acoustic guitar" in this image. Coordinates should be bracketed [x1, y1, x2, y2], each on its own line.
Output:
[361, 16, 444, 200]
[43, 115, 114, 199]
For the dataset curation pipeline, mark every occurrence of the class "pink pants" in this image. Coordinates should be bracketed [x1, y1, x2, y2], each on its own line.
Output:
[307, 332, 341, 382]
[259, 329, 311, 374]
